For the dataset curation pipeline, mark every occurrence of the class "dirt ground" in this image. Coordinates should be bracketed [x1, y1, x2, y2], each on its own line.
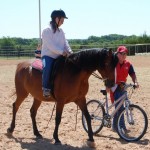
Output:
[0, 56, 149, 150]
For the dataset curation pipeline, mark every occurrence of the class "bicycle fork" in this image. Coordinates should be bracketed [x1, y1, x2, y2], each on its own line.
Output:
[125, 100, 134, 125]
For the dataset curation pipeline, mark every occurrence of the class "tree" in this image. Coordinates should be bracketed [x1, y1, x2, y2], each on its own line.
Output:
[0, 37, 15, 57]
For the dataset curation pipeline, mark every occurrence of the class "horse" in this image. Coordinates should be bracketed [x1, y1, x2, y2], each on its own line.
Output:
[7, 48, 118, 147]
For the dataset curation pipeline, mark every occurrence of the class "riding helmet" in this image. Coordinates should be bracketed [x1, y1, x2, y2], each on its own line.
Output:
[51, 9, 68, 19]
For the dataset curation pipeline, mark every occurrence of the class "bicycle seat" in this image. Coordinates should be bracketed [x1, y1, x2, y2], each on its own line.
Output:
[100, 89, 107, 95]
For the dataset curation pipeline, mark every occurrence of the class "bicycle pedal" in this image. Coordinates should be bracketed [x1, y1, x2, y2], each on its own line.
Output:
[107, 124, 111, 128]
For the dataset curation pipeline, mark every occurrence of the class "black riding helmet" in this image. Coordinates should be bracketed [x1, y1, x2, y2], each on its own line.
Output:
[51, 9, 68, 19]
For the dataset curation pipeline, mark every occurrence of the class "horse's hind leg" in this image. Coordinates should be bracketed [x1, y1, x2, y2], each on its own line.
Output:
[30, 98, 42, 138]
[7, 92, 28, 135]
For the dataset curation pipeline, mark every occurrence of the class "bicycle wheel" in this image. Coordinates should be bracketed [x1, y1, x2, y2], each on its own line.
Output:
[82, 99, 105, 135]
[116, 104, 148, 142]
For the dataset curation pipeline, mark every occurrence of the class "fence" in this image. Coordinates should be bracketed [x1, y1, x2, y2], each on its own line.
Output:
[125, 44, 150, 55]
[0, 43, 150, 59]
[0, 47, 35, 59]
[76, 43, 150, 55]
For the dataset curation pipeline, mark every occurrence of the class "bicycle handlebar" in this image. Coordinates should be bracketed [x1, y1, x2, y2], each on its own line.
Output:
[124, 83, 138, 90]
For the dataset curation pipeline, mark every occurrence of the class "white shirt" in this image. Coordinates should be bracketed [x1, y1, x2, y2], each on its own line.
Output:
[41, 25, 72, 59]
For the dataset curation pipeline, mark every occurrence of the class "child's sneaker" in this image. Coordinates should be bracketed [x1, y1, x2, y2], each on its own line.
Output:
[43, 88, 52, 98]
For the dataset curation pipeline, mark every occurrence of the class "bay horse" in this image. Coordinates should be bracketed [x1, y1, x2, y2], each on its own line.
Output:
[7, 48, 118, 147]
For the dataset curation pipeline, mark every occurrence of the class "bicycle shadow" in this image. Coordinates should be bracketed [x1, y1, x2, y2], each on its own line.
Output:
[95, 134, 149, 146]
[5, 133, 94, 150]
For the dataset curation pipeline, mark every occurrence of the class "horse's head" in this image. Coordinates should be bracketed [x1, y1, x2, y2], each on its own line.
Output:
[97, 48, 118, 88]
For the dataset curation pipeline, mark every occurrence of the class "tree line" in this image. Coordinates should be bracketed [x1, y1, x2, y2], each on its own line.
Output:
[0, 33, 150, 58]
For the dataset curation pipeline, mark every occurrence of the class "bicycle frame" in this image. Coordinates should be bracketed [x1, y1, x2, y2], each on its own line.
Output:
[104, 90, 131, 120]
[82, 83, 148, 141]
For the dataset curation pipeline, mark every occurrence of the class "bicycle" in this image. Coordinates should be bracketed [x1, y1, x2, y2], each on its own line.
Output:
[82, 83, 148, 142]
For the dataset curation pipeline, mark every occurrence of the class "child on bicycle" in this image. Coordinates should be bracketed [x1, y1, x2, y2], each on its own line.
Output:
[109, 46, 139, 132]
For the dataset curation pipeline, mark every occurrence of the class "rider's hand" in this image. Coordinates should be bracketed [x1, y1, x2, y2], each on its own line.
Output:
[63, 51, 73, 57]
[62, 51, 67, 57]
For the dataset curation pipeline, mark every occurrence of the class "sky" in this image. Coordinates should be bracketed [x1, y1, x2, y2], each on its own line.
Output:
[0, 0, 150, 39]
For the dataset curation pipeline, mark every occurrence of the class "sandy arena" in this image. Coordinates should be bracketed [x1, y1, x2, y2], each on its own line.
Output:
[0, 55, 149, 150]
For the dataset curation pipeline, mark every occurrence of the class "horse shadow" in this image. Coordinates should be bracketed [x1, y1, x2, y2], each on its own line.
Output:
[5, 134, 94, 150]
[95, 134, 149, 145]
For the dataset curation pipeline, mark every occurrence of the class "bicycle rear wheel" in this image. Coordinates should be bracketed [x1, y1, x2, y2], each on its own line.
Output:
[82, 99, 105, 135]
[116, 104, 148, 142]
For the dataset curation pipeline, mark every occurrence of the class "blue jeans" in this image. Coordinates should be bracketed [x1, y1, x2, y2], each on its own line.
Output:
[113, 89, 126, 131]
[42, 56, 55, 90]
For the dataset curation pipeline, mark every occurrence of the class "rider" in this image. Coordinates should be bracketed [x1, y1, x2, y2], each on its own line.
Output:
[109, 46, 139, 132]
[41, 9, 73, 98]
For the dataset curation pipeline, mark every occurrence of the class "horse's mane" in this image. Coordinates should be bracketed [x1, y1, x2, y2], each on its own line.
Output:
[52, 48, 119, 79]
[56, 48, 117, 73]
[67, 48, 106, 70]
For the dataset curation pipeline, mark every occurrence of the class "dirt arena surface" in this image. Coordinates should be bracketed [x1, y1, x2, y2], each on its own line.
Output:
[0, 56, 149, 150]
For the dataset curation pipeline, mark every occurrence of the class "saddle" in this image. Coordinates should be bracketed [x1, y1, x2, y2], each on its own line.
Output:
[32, 58, 42, 71]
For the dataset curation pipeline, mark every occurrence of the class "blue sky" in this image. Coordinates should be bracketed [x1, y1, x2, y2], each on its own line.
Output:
[0, 0, 150, 39]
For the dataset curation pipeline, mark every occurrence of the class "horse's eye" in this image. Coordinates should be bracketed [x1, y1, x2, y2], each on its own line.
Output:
[105, 63, 109, 66]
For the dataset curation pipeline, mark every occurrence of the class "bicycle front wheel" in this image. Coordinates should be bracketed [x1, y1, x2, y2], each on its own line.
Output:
[116, 104, 148, 142]
[82, 99, 105, 135]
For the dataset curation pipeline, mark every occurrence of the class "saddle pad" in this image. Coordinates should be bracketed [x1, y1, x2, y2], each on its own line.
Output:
[32, 59, 42, 71]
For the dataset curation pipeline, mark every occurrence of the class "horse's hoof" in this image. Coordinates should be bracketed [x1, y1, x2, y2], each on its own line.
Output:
[86, 140, 96, 148]
[36, 134, 43, 139]
[7, 128, 13, 136]
[54, 141, 62, 145]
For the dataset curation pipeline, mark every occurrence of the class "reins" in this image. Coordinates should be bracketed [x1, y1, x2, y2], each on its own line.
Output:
[44, 102, 79, 132]
[92, 72, 103, 80]
[75, 105, 79, 131]
[43, 102, 56, 135]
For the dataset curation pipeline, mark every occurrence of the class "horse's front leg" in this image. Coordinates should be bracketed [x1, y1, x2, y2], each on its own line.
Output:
[30, 99, 42, 138]
[53, 102, 64, 144]
[75, 98, 95, 148]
